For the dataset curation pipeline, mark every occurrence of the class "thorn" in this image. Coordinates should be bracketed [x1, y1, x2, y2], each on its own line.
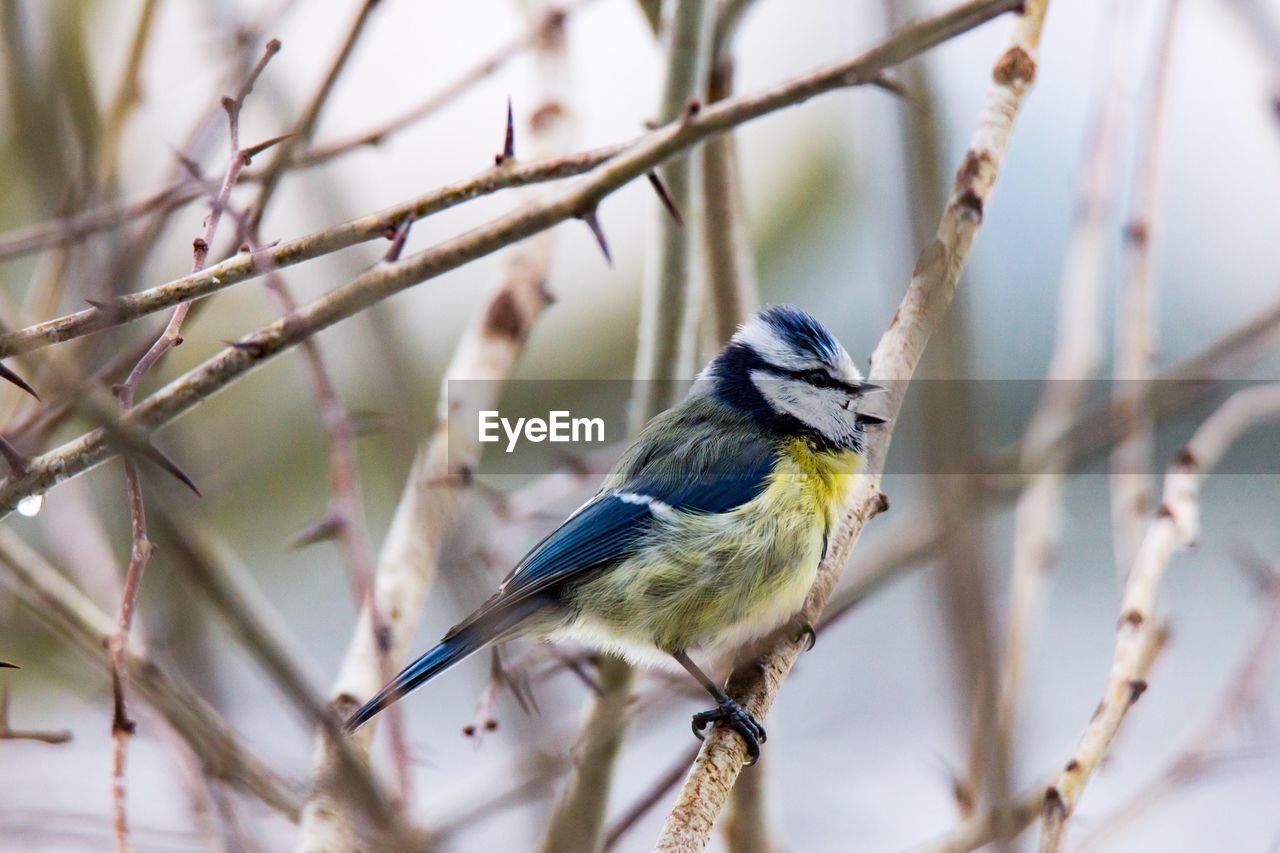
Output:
[576, 208, 612, 267]
[382, 215, 413, 263]
[85, 296, 121, 312]
[869, 73, 913, 103]
[174, 152, 204, 181]
[495, 96, 516, 165]
[225, 339, 268, 357]
[242, 133, 294, 163]
[0, 662, 18, 669]
[288, 514, 342, 549]
[0, 435, 27, 472]
[132, 442, 201, 496]
[0, 362, 38, 400]
[647, 171, 683, 227]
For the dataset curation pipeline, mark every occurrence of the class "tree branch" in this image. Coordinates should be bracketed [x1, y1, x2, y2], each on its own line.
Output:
[1110, 0, 1182, 577]
[0, 0, 1025, 520]
[1038, 384, 1280, 851]
[654, 2, 1050, 847]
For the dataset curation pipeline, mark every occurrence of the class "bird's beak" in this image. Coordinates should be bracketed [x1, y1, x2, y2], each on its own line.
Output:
[855, 381, 885, 396]
[856, 413, 888, 426]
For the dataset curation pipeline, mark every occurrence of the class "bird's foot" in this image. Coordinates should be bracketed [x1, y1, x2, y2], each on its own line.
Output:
[691, 697, 767, 765]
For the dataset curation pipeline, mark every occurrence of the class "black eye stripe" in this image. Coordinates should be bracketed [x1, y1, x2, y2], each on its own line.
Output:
[778, 367, 854, 391]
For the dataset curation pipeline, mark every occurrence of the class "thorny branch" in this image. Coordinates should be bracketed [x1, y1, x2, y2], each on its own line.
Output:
[0, 1, 594, 265]
[115, 38, 282, 410]
[294, 5, 579, 848]
[103, 40, 282, 852]
[0, 0, 1026, 516]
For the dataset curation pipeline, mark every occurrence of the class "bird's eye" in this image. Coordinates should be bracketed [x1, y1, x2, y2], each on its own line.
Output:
[802, 370, 832, 388]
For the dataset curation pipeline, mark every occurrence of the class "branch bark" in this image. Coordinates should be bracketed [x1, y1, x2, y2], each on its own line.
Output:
[654, 2, 1050, 847]
[1038, 384, 1280, 851]
[1110, 0, 1182, 577]
[0, 0, 1026, 517]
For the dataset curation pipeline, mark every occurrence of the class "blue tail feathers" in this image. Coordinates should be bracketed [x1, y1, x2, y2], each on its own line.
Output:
[344, 636, 473, 733]
[342, 596, 546, 734]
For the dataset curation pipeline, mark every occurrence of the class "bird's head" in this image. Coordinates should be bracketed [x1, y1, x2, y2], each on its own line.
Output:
[697, 305, 885, 452]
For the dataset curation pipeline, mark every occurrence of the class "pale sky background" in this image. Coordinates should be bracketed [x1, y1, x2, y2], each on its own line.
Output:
[1, 0, 1279, 850]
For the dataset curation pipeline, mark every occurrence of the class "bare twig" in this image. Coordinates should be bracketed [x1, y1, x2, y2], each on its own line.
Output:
[106, 459, 153, 852]
[655, 3, 1049, 847]
[0, 0, 1025, 536]
[0, 0, 1020, 365]
[1110, 0, 1182, 577]
[919, 626, 1169, 853]
[0, 1, 599, 267]
[116, 38, 282, 408]
[247, 0, 382, 232]
[630, 0, 714, 425]
[539, 656, 637, 853]
[1078, 564, 1280, 850]
[98, 47, 280, 844]
[293, 6, 579, 847]
[699, 2, 759, 354]
[1038, 385, 1280, 851]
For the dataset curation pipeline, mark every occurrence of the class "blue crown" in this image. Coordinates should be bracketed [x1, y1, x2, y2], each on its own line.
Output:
[757, 305, 841, 364]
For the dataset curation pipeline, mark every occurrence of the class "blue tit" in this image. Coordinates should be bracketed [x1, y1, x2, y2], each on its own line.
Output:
[345, 305, 885, 761]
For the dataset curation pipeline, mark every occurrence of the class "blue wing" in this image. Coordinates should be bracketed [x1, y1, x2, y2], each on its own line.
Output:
[446, 425, 778, 635]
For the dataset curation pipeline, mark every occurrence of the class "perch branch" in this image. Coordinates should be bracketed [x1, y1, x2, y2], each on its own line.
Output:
[655, 2, 1049, 848]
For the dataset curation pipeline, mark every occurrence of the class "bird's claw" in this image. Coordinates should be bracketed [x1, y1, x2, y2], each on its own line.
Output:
[690, 698, 767, 765]
[795, 621, 817, 652]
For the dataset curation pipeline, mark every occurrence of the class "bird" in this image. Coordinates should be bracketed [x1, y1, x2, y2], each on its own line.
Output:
[344, 305, 885, 762]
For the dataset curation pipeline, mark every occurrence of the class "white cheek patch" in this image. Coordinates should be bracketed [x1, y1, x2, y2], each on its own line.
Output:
[750, 371, 859, 447]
